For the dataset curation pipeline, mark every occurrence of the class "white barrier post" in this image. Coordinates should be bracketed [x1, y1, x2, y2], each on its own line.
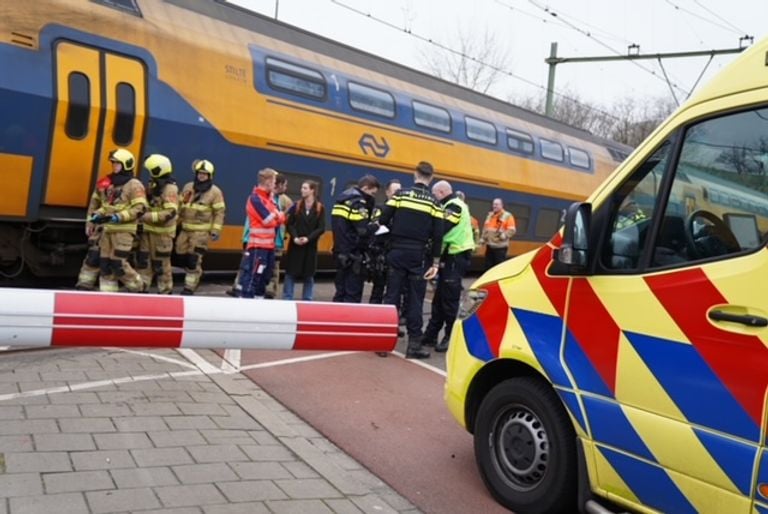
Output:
[0, 289, 398, 352]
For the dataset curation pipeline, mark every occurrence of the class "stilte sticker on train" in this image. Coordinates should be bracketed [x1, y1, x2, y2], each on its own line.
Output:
[445, 31, 768, 514]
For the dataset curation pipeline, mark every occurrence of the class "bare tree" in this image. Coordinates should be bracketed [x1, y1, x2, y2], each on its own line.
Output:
[418, 26, 510, 95]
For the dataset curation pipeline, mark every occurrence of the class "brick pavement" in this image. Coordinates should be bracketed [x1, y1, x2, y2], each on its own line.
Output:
[0, 347, 419, 514]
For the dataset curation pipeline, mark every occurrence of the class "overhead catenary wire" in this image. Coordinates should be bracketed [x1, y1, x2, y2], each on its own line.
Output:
[692, 0, 746, 35]
[666, 0, 743, 35]
[329, 0, 623, 122]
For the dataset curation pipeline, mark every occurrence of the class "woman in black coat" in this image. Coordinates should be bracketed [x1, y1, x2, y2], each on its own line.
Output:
[282, 180, 325, 300]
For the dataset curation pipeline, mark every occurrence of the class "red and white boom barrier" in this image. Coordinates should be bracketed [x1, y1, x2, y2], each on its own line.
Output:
[0, 289, 398, 352]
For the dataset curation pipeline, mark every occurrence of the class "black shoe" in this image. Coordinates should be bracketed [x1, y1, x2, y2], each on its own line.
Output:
[397, 328, 406, 337]
[406, 348, 430, 359]
[435, 338, 449, 353]
[74, 284, 94, 291]
[421, 338, 437, 347]
[376, 352, 389, 358]
[181, 288, 194, 296]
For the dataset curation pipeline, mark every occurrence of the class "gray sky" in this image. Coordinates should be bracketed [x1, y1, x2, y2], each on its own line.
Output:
[230, 0, 767, 109]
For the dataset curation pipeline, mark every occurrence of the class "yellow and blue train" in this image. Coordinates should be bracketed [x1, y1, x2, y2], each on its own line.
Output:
[0, 0, 631, 279]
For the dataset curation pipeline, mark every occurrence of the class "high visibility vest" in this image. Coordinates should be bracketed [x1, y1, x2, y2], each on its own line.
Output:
[442, 197, 476, 255]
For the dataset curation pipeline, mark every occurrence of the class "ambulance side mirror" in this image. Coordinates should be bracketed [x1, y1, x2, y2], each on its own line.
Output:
[555, 202, 591, 270]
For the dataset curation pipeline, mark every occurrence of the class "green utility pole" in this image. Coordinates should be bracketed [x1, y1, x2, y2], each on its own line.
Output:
[544, 41, 750, 117]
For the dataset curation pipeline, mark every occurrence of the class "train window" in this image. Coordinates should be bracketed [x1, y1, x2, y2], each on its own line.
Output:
[66, 72, 90, 139]
[113, 82, 135, 146]
[466, 117, 497, 145]
[534, 208, 563, 238]
[274, 170, 324, 207]
[413, 101, 451, 133]
[568, 147, 591, 169]
[266, 57, 326, 100]
[540, 139, 564, 162]
[349, 82, 395, 118]
[506, 129, 534, 154]
[507, 203, 530, 235]
[90, 0, 142, 16]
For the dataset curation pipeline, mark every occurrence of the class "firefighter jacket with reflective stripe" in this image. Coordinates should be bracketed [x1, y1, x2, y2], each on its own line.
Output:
[331, 186, 375, 255]
[179, 182, 226, 234]
[90, 176, 148, 234]
[142, 179, 179, 235]
[441, 195, 476, 255]
[378, 182, 444, 261]
[245, 186, 285, 250]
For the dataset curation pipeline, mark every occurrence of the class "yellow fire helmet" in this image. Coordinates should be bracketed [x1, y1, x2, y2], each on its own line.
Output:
[108, 148, 135, 173]
[144, 154, 173, 179]
[192, 159, 215, 177]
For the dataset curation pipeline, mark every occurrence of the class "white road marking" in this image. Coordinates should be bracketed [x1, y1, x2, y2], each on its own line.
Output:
[112, 348, 198, 369]
[237, 351, 355, 371]
[176, 348, 221, 374]
[221, 348, 241, 373]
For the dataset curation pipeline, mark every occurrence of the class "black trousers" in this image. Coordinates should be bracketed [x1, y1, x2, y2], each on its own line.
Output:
[423, 251, 471, 343]
[485, 246, 508, 270]
[384, 248, 427, 338]
[333, 254, 364, 303]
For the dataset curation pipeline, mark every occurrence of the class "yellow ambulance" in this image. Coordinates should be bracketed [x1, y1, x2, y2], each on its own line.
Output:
[445, 36, 768, 514]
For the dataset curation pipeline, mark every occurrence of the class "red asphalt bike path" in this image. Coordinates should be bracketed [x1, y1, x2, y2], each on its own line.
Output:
[223, 349, 509, 514]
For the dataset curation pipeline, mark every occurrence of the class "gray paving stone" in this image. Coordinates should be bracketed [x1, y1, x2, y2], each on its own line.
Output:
[0, 419, 58, 435]
[0, 473, 43, 497]
[71, 450, 136, 471]
[188, 392, 236, 405]
[275, 478, 343, 499]
[0, 434, 34, 452]
[172, 462, 238, 484]
[211, 414, 263, 431]
[164, 416, 217, 430]
[49, 392, 101, 404]
[115, 380, 164, 391]
[131, 402, 182, 416]
[97, 391, 147, 403]
[229, 462, 293, 481]
[25, 404, 81, 419]
[199, 429, 254, 445]
[9, 492, 88, 514]
[147, 430, 206, 448]
[33, 433, 95, 451]
[187, 445, 248, 463]
[155, 484, 226, 508]
[265, 499, 333, 514]
[86, 487, 160, 513]
[59, 418, 116, 433]
[94, 432, 153, 450]
[217, 480, 288, 502]
[177, 403, 228, 416]
[240, 444, 296, 462]
[114, 416, 168, 432]
[0, 406, 23, 420]
[79, 403, 132, 418]
[202, 503, 270, 514]
[0, 497, 5, 514]
[0, 383, 19, 395]
[248, 431, 280, 446]
[283, 461, 320, 479]
[158, 381, 205, 392]
[0, 371, 40, 382]
[43, 470, 114, 494]
[40, 371, 88, 382]
[325, 499, 366, 514]
[131, 447, 193, 467]
[110, 466, 178, 488]
[5, 452, 71, 473]
[139, 508, 203, 514]
[145, 391, 194, 403]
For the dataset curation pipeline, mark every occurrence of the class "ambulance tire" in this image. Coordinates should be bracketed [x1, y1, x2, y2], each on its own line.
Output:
[474, 377, 576, 514]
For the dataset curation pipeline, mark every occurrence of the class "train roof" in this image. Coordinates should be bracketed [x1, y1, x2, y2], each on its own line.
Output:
[166, 0, 632, 153]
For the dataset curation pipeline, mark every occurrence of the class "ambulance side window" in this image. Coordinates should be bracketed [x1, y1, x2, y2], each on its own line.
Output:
[651, 107, 768, 267]
[603, 142, 670, 270]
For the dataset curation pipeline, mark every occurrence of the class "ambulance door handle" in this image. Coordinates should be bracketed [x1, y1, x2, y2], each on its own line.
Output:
[708, 310, 768, 327]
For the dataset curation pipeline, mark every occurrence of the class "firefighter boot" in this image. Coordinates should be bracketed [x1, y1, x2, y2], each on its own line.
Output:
[406, 337, 430, 359]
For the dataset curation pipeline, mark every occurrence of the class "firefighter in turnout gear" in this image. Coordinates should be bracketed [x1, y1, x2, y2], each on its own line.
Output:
[331, 175, 380, 303]
[376, 161, 444, 359]
[86, 149, 148, 292]
[175, 159, 226, 295]
[136, 154, 179, 294]
[75, 184, 107, 291]
[422, 180, 475, 353]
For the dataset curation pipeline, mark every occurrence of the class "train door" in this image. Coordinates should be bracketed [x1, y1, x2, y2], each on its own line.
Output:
[44, 41, 146, 208]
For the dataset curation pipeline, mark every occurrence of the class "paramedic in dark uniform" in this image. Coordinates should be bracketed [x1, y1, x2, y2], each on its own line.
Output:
[377, 161, 443, 359]
[331, 174, 380, 302]
[422, 180, 475, 353]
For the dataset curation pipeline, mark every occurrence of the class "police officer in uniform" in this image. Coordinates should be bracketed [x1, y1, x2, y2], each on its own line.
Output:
[367, 179, 401, 304]
[136, 154, 179, 294]
[87, 149, 148, 292]
[422, 180, 475, 352]
[377, 161, 443, 359]
[331, 175, 380, 302]
[176, 159, 226, 295]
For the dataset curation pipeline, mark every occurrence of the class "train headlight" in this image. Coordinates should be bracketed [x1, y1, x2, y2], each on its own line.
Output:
[458, 289, 488, 320]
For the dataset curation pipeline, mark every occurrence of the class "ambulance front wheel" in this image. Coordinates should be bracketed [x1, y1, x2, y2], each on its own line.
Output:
[474, 377, 577, 514]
